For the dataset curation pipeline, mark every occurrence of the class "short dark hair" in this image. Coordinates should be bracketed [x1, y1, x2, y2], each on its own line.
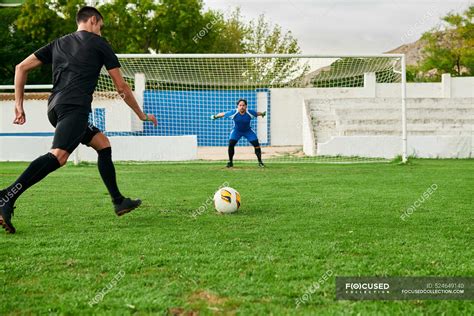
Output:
[237, 98, 247, 106]
[76, 6, 103, 24]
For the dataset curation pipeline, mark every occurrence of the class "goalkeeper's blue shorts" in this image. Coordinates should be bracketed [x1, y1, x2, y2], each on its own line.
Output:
[229, 129, 258, 142]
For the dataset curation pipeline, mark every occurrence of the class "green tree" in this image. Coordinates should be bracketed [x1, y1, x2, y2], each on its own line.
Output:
[178, 8, 248, 54]
[0, 6, 52, 85]
[239, 14, 306, 86]
[202, 9, 246, 53]
[155, 0, 210, 53]
[243, 14, 300, 55]
[97, 0, 245, 54]
[420, 5, 474, 79]
[1, 0, 86, 85]
[2, 0, 304, 85]
[99, 0, 160, 53]
[16, 0, 83, 42]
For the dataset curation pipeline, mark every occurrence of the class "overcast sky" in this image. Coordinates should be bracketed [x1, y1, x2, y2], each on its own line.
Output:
[204, 0, 472, 54]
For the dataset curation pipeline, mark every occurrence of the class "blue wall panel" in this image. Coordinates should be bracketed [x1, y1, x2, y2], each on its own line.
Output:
[142, 90, 269, 146]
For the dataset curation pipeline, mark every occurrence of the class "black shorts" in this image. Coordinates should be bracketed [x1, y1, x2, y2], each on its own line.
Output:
[47, 104, 101, 153]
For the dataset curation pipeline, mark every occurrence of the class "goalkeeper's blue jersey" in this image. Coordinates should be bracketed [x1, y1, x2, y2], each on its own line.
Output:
[224, 109, 258, 132]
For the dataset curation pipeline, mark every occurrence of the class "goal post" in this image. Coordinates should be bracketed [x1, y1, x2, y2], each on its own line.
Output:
[401, 54, 408, 163]
[91, 53, 407, 163]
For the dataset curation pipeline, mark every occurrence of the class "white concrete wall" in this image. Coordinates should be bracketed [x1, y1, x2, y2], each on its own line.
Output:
[316, 136, 473, 159]
[301, 99, 316, 156]
[0, 136, 198, 162]
[0, 97, 138, 133]
[270, 74, 473, 148]
[0, 100, 53, 133]
[270, 85, 378, 146]
[304, 97, 473, 158]
[451, 77, 474, 98]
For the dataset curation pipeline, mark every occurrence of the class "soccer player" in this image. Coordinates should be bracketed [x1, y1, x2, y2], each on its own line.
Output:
[0, 6, 158, 234]
[211, 99, 266, 168]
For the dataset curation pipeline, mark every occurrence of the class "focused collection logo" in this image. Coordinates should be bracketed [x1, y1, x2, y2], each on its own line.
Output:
[344, 282, 390, 294]
[336, 277, 472, 300]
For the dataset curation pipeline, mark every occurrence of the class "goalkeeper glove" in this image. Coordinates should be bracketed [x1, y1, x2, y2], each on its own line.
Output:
[261, 111, 267, 118]
[210, 115, 217, 120]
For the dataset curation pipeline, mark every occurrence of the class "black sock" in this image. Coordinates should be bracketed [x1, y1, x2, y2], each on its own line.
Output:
[3, 152, 60, 206]
[97, 147, 124, 205]
[228, 141, 236, 163]
[250, 140, 263, 163]
[255, 147, 263, 163]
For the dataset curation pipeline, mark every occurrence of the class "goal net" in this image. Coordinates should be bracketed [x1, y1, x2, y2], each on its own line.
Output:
[92, 54, 406, 163]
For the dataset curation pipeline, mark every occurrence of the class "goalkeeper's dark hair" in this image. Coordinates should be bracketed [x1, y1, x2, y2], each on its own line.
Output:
[236, 98, 247, 106]
[76, 6, 103, 24]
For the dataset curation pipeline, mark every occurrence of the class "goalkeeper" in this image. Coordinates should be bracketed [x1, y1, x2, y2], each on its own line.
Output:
[0, 6, 157, 234]
[211, 99, 266, 168]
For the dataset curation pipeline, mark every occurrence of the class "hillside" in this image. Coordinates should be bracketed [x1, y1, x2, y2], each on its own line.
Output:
[386, 38, 426, 66]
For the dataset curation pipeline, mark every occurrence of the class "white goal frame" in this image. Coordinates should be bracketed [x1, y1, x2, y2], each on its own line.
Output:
[114, 53, 408, 163]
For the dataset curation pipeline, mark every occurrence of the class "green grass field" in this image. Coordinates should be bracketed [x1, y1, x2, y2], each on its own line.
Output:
[1, 160, 473, 315]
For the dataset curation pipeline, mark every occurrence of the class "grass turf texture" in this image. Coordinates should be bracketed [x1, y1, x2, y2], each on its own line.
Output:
[0, 160, 473, 315]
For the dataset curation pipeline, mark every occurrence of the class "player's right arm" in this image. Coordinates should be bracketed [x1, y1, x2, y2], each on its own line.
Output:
[211, 110, 235, 120]
[108, 68, 158, 126]
[13, 54, 44, 125]
[211, 112, 225, 120]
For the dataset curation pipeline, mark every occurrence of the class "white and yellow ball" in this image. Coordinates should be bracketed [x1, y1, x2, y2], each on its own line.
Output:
[213, 187, 241, 214]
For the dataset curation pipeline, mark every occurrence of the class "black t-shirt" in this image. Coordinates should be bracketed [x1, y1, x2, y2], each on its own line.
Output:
[34, 30, 120, 112]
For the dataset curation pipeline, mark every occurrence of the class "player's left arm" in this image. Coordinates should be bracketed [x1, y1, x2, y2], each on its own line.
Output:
[249, 109, 266, 118]
[108, 68, 158, 126]
[99, 37, 157, 127]
[13, 54, 43, 125]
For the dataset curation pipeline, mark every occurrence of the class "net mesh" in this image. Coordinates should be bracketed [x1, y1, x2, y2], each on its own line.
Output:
[93, 55, 403, 163]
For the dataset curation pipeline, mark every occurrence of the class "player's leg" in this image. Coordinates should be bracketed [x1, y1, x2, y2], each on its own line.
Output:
[250, 140, 264, 167]
[84, 130, 141, 216]
[227, 139, 238, 167]
[84, 130, 123, 204]
[0, 106, 85, 233]
[0, 149, 62, 233]
[246, 130, 264, 167]
[227, 130, 241, 168]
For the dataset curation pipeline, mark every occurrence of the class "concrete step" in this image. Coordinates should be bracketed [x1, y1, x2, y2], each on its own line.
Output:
[343, 130, 401, 136]
[334, 118, 474, 125]
[307, 98, 474, 110]
[310, 109, 474, 121]
[321, 123, 472, 133]
[338, 126, 472, 135]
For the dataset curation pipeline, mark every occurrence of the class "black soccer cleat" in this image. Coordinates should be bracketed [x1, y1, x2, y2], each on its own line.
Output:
[114, 198, 142, 216]
[258, 162, 265, 168]
[226, 161, 233, 168]
[0, 203, 16, 234]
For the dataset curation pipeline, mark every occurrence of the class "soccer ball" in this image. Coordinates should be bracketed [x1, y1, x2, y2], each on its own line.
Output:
[213, 187, 241, 214]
